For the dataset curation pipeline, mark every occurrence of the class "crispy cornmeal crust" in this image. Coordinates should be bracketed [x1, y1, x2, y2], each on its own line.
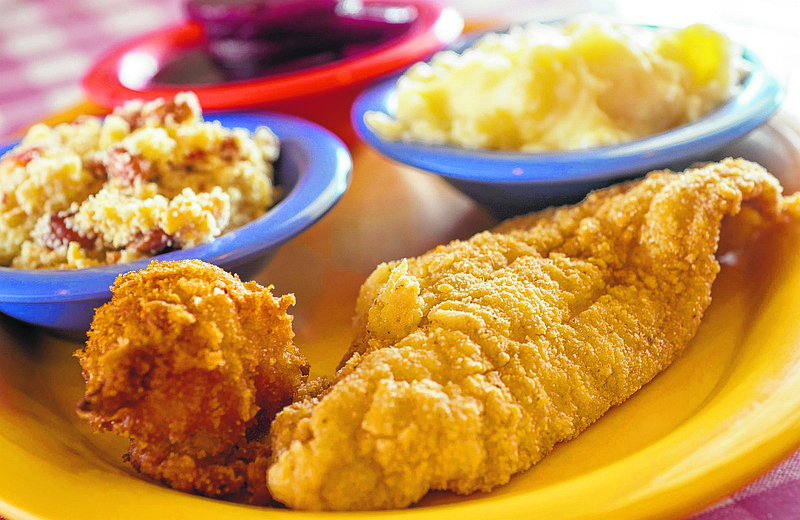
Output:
[268, 158, 800, 510]
[76, 259, 308, 505]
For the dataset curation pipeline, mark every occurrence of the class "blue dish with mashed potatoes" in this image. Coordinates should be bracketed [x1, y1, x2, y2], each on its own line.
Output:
[352, 25, 786, 218]
[0, 111, 352, 337]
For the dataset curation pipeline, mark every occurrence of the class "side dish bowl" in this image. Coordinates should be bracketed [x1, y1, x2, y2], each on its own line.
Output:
[82, 0, 464, 141]
[0, 112, 352, 337]
[352, 40, 786, 218]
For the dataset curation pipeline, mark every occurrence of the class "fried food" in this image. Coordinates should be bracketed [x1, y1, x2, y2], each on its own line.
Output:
[267, 158, 800, 510]
[75, 259, 308, 505]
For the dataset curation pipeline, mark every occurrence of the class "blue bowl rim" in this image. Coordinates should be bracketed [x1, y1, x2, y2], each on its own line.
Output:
[351, 27, 787, 186]
[0, 111, 352, 303]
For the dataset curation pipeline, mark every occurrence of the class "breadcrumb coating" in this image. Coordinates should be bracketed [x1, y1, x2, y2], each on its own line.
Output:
[268, 158, 800, 510]
[76, 259, 308, 505]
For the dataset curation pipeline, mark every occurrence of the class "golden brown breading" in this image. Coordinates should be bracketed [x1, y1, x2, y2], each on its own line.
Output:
[267, 158, 800, 510]
[76, 259, 308, 505]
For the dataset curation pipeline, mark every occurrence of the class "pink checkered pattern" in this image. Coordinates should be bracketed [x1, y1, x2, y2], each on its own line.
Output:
[0, 0, 183, 139]
[693, 453, 800, 519]
[1, 0, 800, 518]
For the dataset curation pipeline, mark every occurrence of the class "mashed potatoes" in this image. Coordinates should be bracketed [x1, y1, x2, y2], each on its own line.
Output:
[365, 16, 739, 151]
[0, 92, 279, 269]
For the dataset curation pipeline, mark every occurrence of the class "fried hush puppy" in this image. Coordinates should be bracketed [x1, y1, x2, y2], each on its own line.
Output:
[75, 259, 308, 505]
[266, 158, 800, 510]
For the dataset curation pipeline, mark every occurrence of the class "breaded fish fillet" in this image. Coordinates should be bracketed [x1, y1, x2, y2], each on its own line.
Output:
[267, 159, 800, 510]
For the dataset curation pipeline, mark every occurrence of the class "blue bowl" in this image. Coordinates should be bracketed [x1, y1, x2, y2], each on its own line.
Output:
[352, 38, 786, 219]
[0, 112, 352, 338]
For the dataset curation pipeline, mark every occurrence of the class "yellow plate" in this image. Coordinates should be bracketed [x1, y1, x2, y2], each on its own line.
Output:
[3, 113, 800, 520]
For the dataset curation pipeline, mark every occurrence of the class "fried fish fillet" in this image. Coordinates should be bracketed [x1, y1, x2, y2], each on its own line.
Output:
[76, 259, 308, 505]
[267, 158, 800, 510]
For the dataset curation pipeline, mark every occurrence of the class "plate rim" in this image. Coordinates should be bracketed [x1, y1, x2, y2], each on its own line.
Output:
[81, 0, 464, 110]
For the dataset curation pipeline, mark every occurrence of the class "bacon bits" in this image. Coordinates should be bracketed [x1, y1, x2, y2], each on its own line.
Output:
[105, 146, 154, 185]
[43, 212, 96, 251]
[130, 229, 175, 255]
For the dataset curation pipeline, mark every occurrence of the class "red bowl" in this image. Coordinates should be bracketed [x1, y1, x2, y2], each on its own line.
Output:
[81, 0, 463, 143]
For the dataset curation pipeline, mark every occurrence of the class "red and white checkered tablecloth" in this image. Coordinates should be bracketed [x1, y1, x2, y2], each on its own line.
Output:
[0, 0, 183, 138]
[2, 1, 800, 519]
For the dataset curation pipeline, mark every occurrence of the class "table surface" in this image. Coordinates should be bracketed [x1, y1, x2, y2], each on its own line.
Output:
[3, 1, 800, 519]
